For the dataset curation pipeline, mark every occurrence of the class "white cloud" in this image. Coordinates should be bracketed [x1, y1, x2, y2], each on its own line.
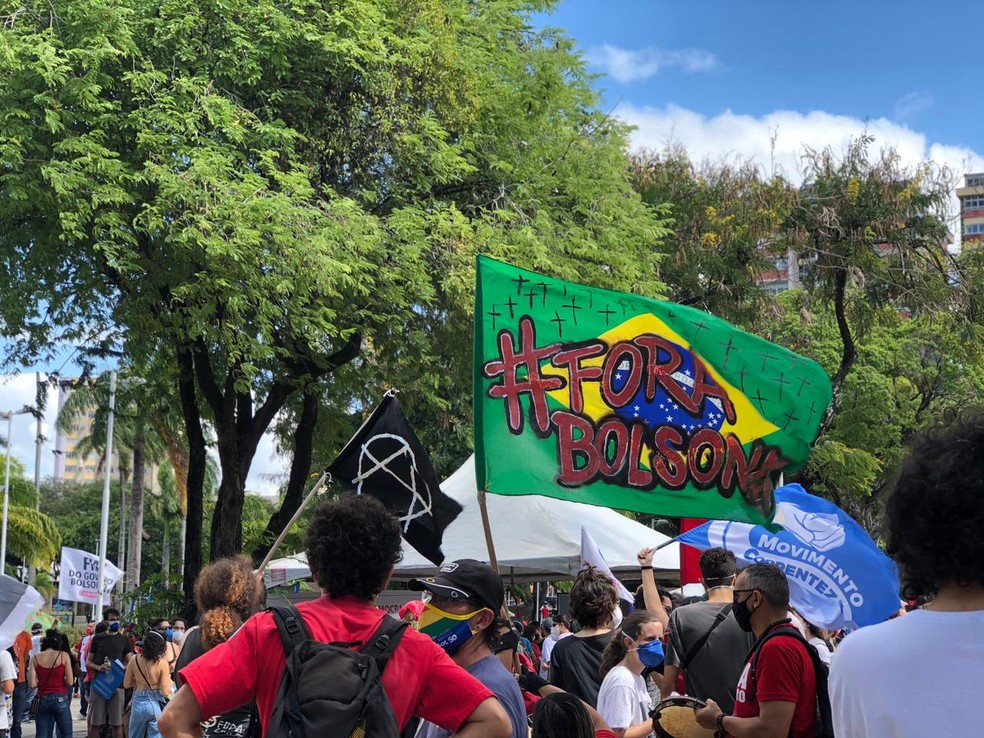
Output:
[616, 103, 984, 245]
[586, 45, 718, 83]
[894, 92, 934, 121]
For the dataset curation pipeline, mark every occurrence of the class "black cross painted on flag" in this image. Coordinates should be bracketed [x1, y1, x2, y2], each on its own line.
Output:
[504, 296, 518, 319]
[772, 372, 791, 402]
[551, 311, 566, 338]
[598, 304, 616, 326]
[512, 274, 529, 295]
[487, 304, 501, 330]
[563, 296, 581, 325]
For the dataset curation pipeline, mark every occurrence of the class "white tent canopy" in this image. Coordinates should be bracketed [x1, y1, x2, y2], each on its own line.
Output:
[265, 455, 679, 586]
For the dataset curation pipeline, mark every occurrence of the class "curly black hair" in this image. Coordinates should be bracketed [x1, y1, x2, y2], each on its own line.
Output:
[885, 408, 984, 597]
[305, 493, 403, 600]
[532, 692, 594, 738]
[699, 547, 737, 582]
[569, 566, 617, 629]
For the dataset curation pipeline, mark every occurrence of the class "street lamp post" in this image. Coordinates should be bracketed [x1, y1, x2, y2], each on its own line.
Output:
[94, 371, 116, 622]
[1, 405, 34, 567]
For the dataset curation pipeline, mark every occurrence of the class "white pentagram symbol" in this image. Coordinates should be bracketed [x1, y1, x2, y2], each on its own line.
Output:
[355, 433, 434, 533]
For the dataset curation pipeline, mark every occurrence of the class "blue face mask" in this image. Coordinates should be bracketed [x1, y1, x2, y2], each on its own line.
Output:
[633, 639, 665, 668]
[165, 628, 173, 641]
[109, 621, 120, 633]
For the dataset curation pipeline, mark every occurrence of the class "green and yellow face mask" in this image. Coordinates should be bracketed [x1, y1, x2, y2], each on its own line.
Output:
[418, 603, 486, 655]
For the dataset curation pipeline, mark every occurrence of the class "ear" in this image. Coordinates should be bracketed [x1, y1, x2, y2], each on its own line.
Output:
[471, 609, 495, 631]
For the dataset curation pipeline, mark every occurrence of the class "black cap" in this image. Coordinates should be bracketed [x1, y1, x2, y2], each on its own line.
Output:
[30, 623, 42, 633]
[408, 559, 504, 614]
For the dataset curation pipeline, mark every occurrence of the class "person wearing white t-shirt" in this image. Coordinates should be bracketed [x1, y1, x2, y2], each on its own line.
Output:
[0, 648, 18, 736]
[596, 610, 664, 738]
[538, 615, 571, 680]
[830, 410, 984, 737]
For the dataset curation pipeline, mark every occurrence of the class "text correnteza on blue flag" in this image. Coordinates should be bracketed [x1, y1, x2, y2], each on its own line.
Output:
[677, 484, 899, 630]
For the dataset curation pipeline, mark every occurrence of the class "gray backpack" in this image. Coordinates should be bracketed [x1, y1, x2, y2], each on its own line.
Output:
[260, 605, 407, 738]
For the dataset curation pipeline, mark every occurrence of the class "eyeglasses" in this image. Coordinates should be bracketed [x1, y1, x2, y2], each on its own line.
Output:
[732, 588, 759, 602]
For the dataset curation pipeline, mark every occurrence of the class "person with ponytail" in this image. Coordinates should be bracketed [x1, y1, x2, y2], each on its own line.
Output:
[173, 556, 265, 738]
[596, 611, 664, 738]
[123, 630, 171, 738]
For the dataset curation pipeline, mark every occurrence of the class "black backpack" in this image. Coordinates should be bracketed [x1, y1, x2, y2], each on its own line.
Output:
[749, 628, 834, 738]
[260, 605, 408, 738]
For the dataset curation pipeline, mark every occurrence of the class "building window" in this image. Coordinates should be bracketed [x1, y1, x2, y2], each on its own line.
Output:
[968, 176, 984, 187]
[964, 223, 984, 235]
[963, 196, 984, 210]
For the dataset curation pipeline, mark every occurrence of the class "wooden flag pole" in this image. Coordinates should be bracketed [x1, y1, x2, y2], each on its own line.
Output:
[477, 489, 499, 571]
[258, 471, 331, 572]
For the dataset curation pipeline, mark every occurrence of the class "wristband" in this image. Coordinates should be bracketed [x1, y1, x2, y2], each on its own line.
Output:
[715, 713, 728, 736]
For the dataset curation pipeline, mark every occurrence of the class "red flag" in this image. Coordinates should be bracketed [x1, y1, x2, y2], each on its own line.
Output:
[679, 518, 708, 585]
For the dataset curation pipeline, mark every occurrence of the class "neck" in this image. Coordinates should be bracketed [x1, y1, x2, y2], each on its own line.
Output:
[706, 586, 734, 603]
[452, 636, 492, 670]
[621, 651, 645, 675]
[751, 609, 790, 638]
[924, 582, 984, 612]
[575, 625, 611, 637]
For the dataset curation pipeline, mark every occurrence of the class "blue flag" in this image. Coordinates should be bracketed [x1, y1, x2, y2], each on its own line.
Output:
[676, 484, 899, 630]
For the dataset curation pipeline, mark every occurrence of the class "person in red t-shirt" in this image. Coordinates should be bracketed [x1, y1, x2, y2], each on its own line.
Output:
[695, 563, 817, 738]
[158, 495, 511, 738]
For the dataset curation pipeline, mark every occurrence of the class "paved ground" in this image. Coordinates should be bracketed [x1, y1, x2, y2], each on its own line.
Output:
[18, 696, 90, 738]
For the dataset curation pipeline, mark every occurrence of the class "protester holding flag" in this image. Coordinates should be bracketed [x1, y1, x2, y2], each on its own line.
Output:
[830, 409, 984, 737]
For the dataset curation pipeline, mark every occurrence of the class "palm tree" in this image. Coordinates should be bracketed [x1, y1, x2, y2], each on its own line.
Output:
[56, 373, 167, 590]
[0, 454, 61, 568]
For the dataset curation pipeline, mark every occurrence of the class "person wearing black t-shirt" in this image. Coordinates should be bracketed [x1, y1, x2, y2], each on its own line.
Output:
[86, 609, 132, 738]
[548, 567, 618, 707]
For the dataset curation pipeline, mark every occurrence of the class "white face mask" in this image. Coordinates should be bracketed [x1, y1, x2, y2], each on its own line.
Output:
[171, 630, 185, 643]
[610, 605, 623, 630]
[550, 625, 560, 637]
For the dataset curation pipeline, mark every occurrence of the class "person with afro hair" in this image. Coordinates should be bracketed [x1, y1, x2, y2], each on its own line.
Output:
[161, 494, 511, 738]
[830, 408, 984, 737]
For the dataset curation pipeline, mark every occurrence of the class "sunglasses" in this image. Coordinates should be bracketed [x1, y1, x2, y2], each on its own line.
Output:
[732, 588, 759, 602]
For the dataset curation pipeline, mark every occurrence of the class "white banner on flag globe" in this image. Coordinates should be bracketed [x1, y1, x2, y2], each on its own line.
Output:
[58, 547, 123, 604]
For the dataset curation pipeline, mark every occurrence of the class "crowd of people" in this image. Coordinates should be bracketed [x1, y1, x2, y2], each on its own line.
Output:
[5, 408, 980, 738]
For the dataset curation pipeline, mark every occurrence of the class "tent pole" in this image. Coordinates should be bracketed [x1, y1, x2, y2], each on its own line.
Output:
[478, 489, 499, 570]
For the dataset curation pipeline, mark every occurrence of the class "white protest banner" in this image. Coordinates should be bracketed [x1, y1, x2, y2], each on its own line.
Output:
[57, 547, 123, 604]
[580, 527, 634, 602]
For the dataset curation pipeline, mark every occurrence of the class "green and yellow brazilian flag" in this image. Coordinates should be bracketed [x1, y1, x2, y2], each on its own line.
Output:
[474, 256, 832, 526]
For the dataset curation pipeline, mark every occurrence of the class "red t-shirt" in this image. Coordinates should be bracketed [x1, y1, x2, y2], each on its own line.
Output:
[179, 596, 493, 733]
[732, 626, 816, 738]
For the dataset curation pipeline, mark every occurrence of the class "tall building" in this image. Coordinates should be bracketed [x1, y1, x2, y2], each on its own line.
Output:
[956, 173, 984, 248]
[52, 382, 120, 484]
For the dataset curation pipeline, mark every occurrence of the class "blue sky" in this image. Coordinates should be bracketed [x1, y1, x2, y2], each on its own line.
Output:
[542, 0, 983, 192]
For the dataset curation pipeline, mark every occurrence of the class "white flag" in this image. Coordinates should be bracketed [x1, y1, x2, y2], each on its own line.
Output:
[57, 547, 123, 604]
[580, 527, 634, 602]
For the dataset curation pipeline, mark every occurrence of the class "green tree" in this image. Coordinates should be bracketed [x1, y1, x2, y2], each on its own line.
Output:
[782, 136, 970, 430]
[1, 0, 668, 602]
[0, 456, 60, 568]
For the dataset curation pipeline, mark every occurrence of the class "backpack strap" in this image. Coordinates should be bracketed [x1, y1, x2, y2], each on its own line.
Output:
[269, 605, 312, 657]
[359, 615, 408, 674]
[679, 604, 732, 672]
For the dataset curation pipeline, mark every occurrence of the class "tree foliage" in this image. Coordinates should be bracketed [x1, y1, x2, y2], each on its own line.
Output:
[1, 0, 668, 600]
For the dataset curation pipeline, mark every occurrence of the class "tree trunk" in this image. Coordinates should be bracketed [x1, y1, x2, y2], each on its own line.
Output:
[819, 268, 856, 436]
[118, 468, 127, 593]
[127, 429, 146, 591]
[253, 391, 318, 564]
[177, 343, 207, 614]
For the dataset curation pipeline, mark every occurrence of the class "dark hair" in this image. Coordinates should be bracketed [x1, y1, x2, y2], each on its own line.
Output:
[173, 618, 187, 629]
[40, 629, 61, 651]
[738, 563, 789, 609]
[570, 567, 617, 629]
[148, 618, 165, 630]
[305, 494, 403, 600]
[531, 692, 594, 738]
[105, 608, 121, 619]
[194, 555, 265, 651]
[141, 630, 167, 662]
[699, 547, 737, 581]
[94, 621, 109, 635]
[885, 409, 984, 597]
[599, 610, 659, 678]
[554, 613, 573, 630]
[523, 621, 541, 643]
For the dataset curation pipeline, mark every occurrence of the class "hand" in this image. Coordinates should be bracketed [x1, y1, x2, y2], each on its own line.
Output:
[694, 699, 722, 730]
[637, 547, 656, 568]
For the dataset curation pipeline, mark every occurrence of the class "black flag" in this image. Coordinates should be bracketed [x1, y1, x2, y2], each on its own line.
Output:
[327, 394, 462, 566]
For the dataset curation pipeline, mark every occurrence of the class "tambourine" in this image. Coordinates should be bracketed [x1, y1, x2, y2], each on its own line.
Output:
[649, 696, 716, 738]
